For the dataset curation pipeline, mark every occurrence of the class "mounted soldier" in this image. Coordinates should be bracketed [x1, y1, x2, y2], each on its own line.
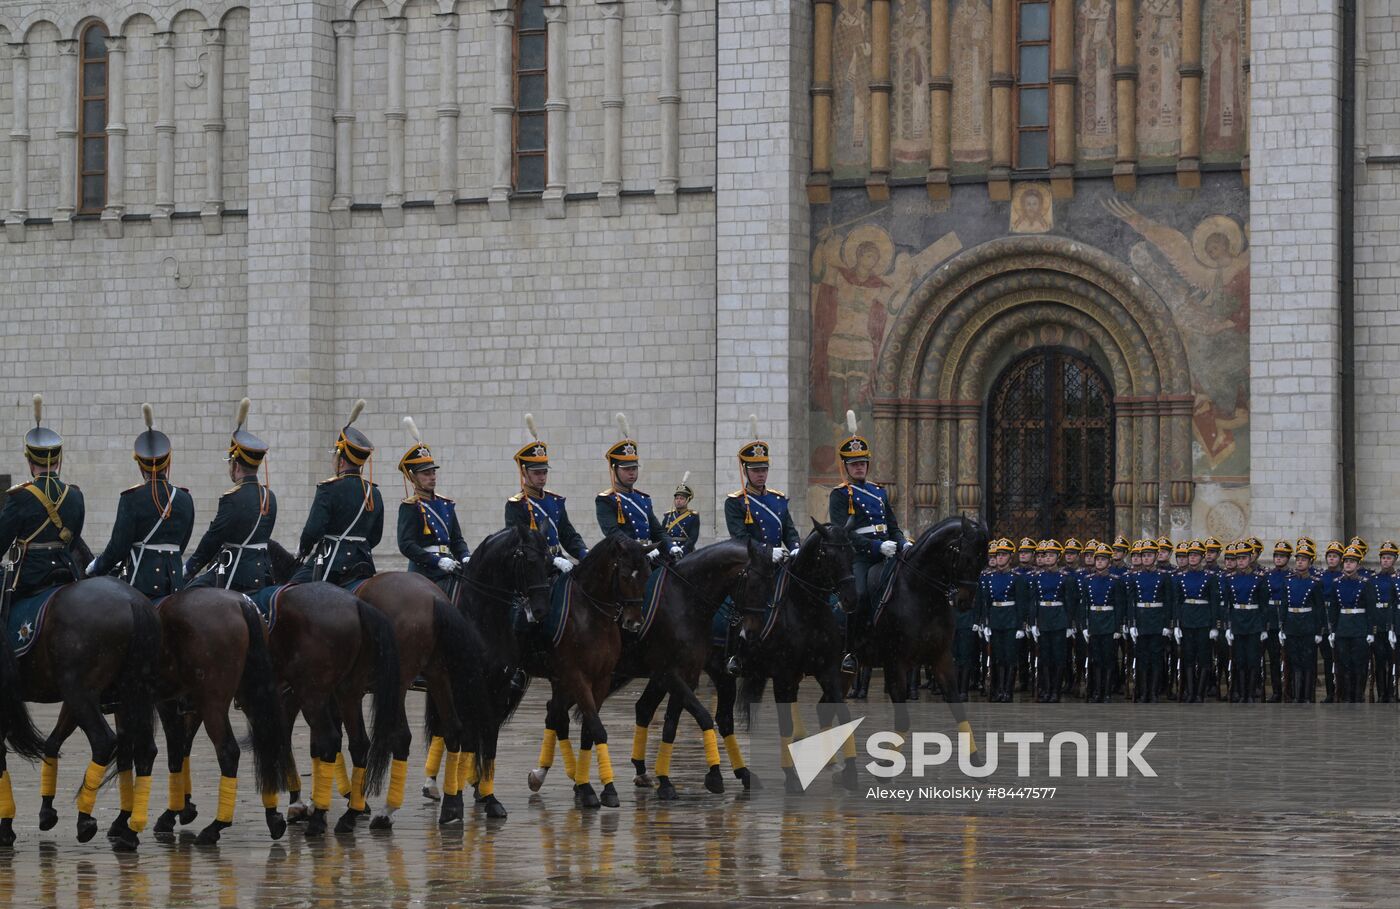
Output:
[505, 414, 588, 576]
[594, 413, 666, 560]
[87, 404, 194, 598]
[185, 397, 276, 592]
[660, 472, 700, 556]
[0, 395, 85, 618]
[293, 399, 383, 587]
[396, 416, 469, 593]
[830, 411, 908, 678]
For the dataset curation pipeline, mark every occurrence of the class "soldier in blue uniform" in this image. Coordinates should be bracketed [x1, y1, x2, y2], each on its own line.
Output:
[396, 417, 470, 591]
[1203, 538, 1223, 574]
[974, 539, 1028, 702]
[1262, 540, 1292, 702]
[504, 414, 588, 574]
[0, 395, 85, 605]
[1109, 537, 1131, 576]
[293, 399, 384, 586]
[1025, 540, 1078, 703]
[1371, 541, 1398, 702]
[186, 398, 277, 592]
[660, 473, 700, 555]
[1280, 540, 1325, 702]
[1014, 538, 1036, 574]
[1169, 540, 1222, 703]
[1222, 542, 1270, 702]
[594, 414, 666, 558]
[1327, 545, 1377, 703]
[1078, 544, 1127, 703]
[1317, 540, 1345, 701]
[1153, 537, 1174, 574]
[87, 404, 194, 598]
[724, 418, 799, 555]
[1126, 540, 1173, 702]
[829, 411, 907, 676]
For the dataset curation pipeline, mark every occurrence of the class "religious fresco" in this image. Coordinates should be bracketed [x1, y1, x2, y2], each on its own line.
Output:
[949, 0, 992, 170]
[1010, 183, 1053, 233]
[892, 0, 932, 176]
[1077, 0, 1116, 162]
[1135, 0, 1181, 161]
[1202, 0, 1246, 160]
[833, 0, 873, 178]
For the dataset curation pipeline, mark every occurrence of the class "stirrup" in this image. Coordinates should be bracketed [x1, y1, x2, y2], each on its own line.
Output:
[510, 669, 527, 693]
[840, 653, 858, 674]
[725, 655, 742, 677]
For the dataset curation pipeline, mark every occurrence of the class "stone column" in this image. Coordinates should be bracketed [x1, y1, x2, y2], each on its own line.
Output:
[599, 0, 623, 216]
[1112, 0, 1136, 192]
[656, 0, 681, 213]
[953, 412, 981, 519]
[54, 39, 78, 239]
[1112, 411, 1133, 534]
[1138, 402, 1160, 537]
[866, 0, 891, 199]
[102, 35, 129, 237]
[153, 31, 176, 235]
[926, 0, 951, 200]
[330, 20, 355, 227]
[200, 28, 226, 235]
[542, 1, 569, 219]
[7, 43, 28, 243]
[435, 13, 459, 224]
[383, 16, 407, 227]
[488, 1, 514, 220]
[808, 0, 833, 203]
[988, 0, 1012, 200]
[1049, 0, 1074, 197]
[1177, 0, 1202, 187]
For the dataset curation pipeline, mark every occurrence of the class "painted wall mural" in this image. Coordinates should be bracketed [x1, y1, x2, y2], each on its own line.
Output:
[1077, 0, 1116, 161]
[1135, 0, 1181, 160]
[833, 0, 873, 178]
[949, 0, 992, 170]
[892, 0, 932, 175]
[1202, 0, 1246, 160]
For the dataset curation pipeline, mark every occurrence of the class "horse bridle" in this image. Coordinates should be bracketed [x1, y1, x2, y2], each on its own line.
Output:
[776, 537, 857, 603]
[894, 536, 981, 603]
[568, 554, 644, 622]
[456, 544, 550, 619]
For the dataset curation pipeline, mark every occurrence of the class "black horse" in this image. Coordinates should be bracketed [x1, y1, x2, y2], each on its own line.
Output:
[596, 537, 777, 801]
[735, 520, 860, 791]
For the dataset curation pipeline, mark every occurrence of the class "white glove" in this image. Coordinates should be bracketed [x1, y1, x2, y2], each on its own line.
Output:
[461, 554, 470, 567]
[1130, 627, 1138, 641]
[1066, 628, 1075, 640]
[972, 624, 983, 636]
[771, 547, 786, 564]
[647, 549, 663, 564]
[669, 545, 684, 558]
[1367, 634, 1375, 644]
[85, 558, 98, 576]
[1225, 629, 1234, 645]
[1030, 625, 1040, 641]
[879, 540, 899, 558]
[1328, 633, 1335, 645]
[982, 628, 992, 642]
[553, 556, 574, 574]
[1174, 628, 1182, 643]
[1209, 629, 1218, 641]
[902, 541, 914, 551]
[1390, 630, 1396, 647]
[1260, 631, 1268, 642]
[1314, 635, 1323, 644]
[1161, 627, 1170, 638]
[1278, 631, 1286, 643]
[437, 557, 459, 573]
[1015, 629, 1026, 640]
[788, 547, 800, 560]
[1081, 629, 1089, 641]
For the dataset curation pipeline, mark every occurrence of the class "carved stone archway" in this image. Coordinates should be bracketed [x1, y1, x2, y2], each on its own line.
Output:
[871, 235, 1195, 539]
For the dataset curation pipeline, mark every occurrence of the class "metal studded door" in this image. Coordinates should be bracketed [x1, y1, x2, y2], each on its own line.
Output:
[987, 349, 1114, 541]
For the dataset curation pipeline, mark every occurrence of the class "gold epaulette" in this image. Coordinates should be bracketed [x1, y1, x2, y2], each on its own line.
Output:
[727, 489, 745, 499]
[122, 483, 145, 494]
[768, 488, 786, 498]
[544, 488, 563, 500]
[402, 495, 420, 505]
[598, 489, 616, 498]
[508, 491, 525, 503]
[6, 482, 30, 496]
[318, 476, 341, 485]
[223, 485, 243, 496]
[437, 494, 454, 504]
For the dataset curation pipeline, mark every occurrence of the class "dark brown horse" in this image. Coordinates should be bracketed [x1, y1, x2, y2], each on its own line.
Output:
[0, 572, 44, 847]
[610, 538, 777, 800]
[517, 535, 649, 810]
[261, 543, 404, 837]
[7, 574, 161, 850]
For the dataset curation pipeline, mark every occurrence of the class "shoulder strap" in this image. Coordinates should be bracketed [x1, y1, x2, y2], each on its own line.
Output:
[21, 482, 72, 545]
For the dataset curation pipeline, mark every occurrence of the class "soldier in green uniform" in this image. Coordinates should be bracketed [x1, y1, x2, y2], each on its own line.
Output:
[185, 398, 276, 592]
[1127, 539, 1173, 702]
[87, 404, 194, 598]
[1280, 540, 1325, 702]
[0, 395, 85, 604]
[396, 417, 470, 591]
[974, 539, 1027, 702]
[1025, 540, 1079, 703]
[1169, 540, 1222, 703]
[1327, 545, 1377, 703]
[660, 473, 700, 555]
[293, 399, 384, 586]
[1078, 543, 1128, 702]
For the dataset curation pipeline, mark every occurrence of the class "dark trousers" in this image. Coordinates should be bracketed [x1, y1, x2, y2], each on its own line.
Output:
[1133, 635, 1165, 702]
[1372, 639, 1395, 703]
[1038, 634, 1066, 700]
[1336, 637, 1369, 703]
[1319, 636, 1336, 699]
[1285, 636, 1318, 702]
[990, 630, 1018, 699]
[1181, 628, 1211, 701]
[1088, 633, 1115, 701]
[1230, 635, 1261, 701]
[1262, 630, 1284, 699]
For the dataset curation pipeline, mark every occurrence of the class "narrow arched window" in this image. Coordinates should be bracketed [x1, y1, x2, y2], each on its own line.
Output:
[513, 0, 547, 192]
[78, 22, 109, 213]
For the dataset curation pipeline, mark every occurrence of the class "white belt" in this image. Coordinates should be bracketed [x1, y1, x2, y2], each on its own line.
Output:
[1137, 602, 1163, 609]
[1288, 607, 1313, 613]
[1340, 608, 1366, 615]
[992, 600, 1016, 607]
[325, 535, 366, 543]
[1038, 600, 1063, 607]
[425, 545, 450, 555]
[1232, 604, 1259, 610]
[855, 524, 888, 535]
[1185, 598, 1207, 605]
[228, 543, 267, 551]
[134, 543, 181, 553]
[1089, 606, 1114, 612]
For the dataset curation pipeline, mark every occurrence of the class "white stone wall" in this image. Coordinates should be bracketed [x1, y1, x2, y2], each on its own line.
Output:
[1248, 0, 1344, 541]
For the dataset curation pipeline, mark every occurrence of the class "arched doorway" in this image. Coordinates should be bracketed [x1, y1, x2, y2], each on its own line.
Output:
[986, 348, 1114, 541]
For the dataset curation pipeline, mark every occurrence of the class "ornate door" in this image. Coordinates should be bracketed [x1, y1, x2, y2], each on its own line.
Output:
[987, 349, 1114, 541]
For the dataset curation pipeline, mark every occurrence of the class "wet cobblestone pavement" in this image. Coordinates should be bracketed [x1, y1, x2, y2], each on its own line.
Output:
[2, 682, 1398, 908]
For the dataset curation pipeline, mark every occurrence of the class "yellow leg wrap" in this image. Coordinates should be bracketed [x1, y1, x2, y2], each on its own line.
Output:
[790, 705, 808, 740]
[558, 739, 577, 780]
[842, 728, 858, 759]
[537, 729, 557, 769]
[76, 760, 107, 815]
[575, 748, 593, 786]
[477, 767, 495, 798]
[349, 767, 366, 812]
[261, 789, 280, 810]
[129, 775, 152, 832]
[779, 736, 794, 769]
[334, 753, 352, 798]
[182, 756, 192, 798]
[630, 725, 649, 763]
[0, 771, 15, 819]
[311, 758, 332, 811]
[40, 756, 57, 798]
[655, 741, 675, 778]
[215, 775, 238, 824]
[386, 758, 407, 810]
[462, 752, 478, 788]
[119, 769, 134, 813]
[442, 751, 461, 797]
[424, 736, 446, 778]
[724, 733, 746, 771]
[596, 743, 614, 786]
[958, 720, 978, 755]
[168, 771, 185, 811]
[820, 727, 836, 766]
[702, 729, 721, 769]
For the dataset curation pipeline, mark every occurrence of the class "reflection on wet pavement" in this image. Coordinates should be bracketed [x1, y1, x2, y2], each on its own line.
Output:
[0, 683, 1395, 907]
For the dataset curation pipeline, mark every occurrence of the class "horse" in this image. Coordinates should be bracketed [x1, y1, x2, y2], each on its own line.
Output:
[518, 534, 650, 810]
[861, 515, 990, 742]
[4, 570, 161, 850]
[734, 520, 860, 792]
[0, 573, 45, 847]
[586, 537, 778, 802]
[258, 542, 404, 837]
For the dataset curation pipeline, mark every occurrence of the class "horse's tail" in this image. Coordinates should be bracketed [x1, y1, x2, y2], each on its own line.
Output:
[356, 598, 403, 797]
[0, 603, 42, 760]
[737, 673, 768, 731]
[431, 597, 495, 780]
[114, 598, 162, 774]
[237, 596, 286, 798]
